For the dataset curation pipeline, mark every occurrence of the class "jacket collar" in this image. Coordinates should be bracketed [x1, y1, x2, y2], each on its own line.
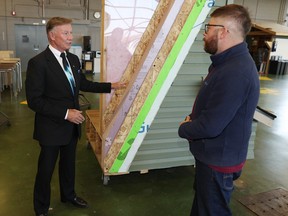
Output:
[210, 42, 248, 67]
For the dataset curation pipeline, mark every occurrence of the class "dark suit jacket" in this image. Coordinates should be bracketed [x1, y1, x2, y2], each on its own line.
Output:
[25, 47, 111, 146]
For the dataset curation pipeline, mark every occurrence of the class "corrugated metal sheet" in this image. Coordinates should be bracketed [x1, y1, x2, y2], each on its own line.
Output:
[130, 1, 258, 172]
[129, 14, 208, 171]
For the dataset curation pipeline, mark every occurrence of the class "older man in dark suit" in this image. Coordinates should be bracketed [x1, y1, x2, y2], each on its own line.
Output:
[25, 17, 125, 216]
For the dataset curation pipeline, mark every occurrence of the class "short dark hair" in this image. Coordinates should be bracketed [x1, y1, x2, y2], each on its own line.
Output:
[46, 17, 72, 34]
[211, 4, 251, 37]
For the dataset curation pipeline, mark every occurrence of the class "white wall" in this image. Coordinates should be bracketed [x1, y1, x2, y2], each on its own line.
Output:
[0, 0, 102, 50]
[286, 4, 288, 26]
[234, 0, 286, 23]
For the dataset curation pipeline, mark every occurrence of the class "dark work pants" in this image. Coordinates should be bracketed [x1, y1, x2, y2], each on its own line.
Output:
[33, 134, 77, 215]
[190, 159, 241, 216]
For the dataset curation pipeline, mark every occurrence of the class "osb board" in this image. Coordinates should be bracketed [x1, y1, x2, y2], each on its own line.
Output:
[102, 0, 171, 133]
[101, 0, 174, 156]
[117, 1, 213, 173]
[238, 188, 288, 216]
[101, 0, 161, 132]
[104, 0, 198, 172]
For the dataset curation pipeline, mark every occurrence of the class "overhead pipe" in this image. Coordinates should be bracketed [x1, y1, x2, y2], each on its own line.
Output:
[42, 0, 45, 18]
[278, 0, 287, 24]
[85, 0, 90, 20]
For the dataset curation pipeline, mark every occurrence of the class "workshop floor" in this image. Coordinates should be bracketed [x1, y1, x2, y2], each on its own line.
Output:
[0, 73, 287, 216]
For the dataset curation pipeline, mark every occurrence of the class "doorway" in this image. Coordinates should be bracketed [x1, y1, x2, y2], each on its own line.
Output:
[15, 24, 48, 71]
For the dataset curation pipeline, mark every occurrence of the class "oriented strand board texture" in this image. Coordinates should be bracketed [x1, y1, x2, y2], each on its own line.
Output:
[104, 0, 197, 172]
[102, 0, 172, 133]
[100, 1, 159, 133]
[102, 1, 174, 157]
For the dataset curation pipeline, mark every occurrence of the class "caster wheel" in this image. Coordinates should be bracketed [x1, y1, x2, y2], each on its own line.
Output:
[102, 174, 110, 185]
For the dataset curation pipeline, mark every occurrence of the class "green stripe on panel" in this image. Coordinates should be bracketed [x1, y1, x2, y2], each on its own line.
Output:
[110, 0, 205, 173]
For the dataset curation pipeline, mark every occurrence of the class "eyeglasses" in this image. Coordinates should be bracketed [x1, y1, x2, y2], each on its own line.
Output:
[204, 24, 225, 34]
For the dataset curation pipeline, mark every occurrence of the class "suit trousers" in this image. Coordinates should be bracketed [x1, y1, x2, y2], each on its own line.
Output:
[33, 130, 78, 215]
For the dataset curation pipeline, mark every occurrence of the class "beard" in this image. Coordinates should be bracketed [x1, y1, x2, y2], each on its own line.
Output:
[204, 35, 218, 55]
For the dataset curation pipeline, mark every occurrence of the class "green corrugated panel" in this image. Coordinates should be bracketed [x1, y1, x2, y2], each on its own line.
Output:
[129, 1, 257, 171]
[140, 138, 188, 150]
[184, 52, 211, 64]
[160, 97, 196, 108]
[214, 0, 228, 6]
[129, 156, 195, 172]
[179, 63, 209, 74]
[190, 41, 207, 52]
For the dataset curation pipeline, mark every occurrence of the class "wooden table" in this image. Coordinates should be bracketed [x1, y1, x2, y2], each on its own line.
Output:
[0, 59, 22, 102]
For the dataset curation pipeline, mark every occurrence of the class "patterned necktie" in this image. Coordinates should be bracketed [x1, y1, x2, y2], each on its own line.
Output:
[60, 52, 75, 95]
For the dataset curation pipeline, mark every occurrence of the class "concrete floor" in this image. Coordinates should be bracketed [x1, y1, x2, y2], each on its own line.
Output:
[0, 73, 288, 216]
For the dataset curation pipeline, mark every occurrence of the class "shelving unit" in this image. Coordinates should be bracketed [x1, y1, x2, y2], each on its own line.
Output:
[247, 21, 288, 75]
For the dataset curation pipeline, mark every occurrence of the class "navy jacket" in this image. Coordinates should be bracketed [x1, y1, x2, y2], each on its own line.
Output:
[178, 42, 260, 167]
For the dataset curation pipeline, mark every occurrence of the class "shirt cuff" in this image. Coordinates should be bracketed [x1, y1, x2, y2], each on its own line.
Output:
[65, 109, 69, 120]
